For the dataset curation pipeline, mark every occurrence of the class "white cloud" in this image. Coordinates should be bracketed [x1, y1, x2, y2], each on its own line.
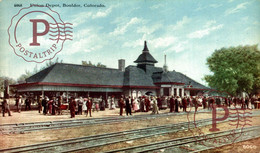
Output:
[62, 27, 105, 55]
[168, 16, 191, 31]
[123, 37, 145, 48]
[137, 23, 162, 35]
[71, 12, 92, 27]
[204, 20, 216, 28]
[150, 4, 164, 10]
[165, 40, 189, 53]
[210, 4, 222, 8]
[71, 6, 116, 27]
[110, 17, 142, 36]
[225, 2, 249, 15]
[66, 34, 102, 54]
[150, 36, 178, 48]
[188, 24, 223, 39]
[92, 7, 113, 19]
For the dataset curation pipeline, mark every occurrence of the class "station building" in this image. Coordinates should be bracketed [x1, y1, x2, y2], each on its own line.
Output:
[12, 41, 209, 99]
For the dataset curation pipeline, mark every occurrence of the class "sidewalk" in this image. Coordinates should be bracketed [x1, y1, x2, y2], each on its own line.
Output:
[0, 108, 175, 124]
[1, 106, 257, 125]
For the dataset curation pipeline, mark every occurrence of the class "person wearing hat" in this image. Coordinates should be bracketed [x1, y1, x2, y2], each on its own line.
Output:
[169, 96, 175, 113]
[118, 96, 125, 116]
[17, 95, 22, 113]
[37, 96, 42, 113]
[69, 97, 76, 118]
[57, 96, 62, 115]
[2, 97, 11, 117]
[151, 97, 159, 114]
[140, 96, 145, 112]
[86, 97, 92, 117]
[77, 97, 83, 115]
[48, 99, 53, 115]
[144, 96, 150, 112]
[125, 96, 132, 116]
[42, 96, 48, 115]
[83, 98, 87, 115]
[111, 96, 116, 110]
[175, 96, 179, 113]
[182, 96, 187, 112]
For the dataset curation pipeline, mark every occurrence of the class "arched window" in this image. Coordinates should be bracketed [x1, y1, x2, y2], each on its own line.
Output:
[132, 90, 137, 98]
[138, 91, 142, 97]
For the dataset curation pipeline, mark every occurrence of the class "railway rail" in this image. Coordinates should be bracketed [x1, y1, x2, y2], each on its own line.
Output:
[0, 110, 213, 134]
[0, 118, 214, 153]
[0, 110, 258, 153]
[1, 108, 252, 135]
[104, 125, 260, 153]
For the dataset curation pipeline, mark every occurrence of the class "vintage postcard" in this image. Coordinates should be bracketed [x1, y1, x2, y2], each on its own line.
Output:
[0, 0, 259, 152]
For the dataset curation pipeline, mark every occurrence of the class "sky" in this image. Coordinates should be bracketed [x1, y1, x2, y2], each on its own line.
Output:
[0, 0, 259, 85]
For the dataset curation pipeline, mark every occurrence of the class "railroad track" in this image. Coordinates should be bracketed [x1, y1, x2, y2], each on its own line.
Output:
[0, 110, 213, 134]
[0, 112, 182, 134]
[1, 108, 254, 135]
[0, 111, 257, 153]
[0, 118, 214, 153]
[104, 125, 260, 153]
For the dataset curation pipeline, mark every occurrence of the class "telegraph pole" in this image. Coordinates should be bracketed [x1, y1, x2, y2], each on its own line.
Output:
[4, 80, 9, 98]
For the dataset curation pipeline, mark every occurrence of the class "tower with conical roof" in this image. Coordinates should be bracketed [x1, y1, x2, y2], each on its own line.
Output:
[134, 41, 158, 71]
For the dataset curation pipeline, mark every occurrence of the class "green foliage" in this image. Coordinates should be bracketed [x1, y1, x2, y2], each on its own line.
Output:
[204, 45, 260, 96]
[17, 57, 63, 82]
[82, 61, 106, 68]
[17, 70, 32, 83]
[0, 76, 16, 93]
[45, 57, 63, 68]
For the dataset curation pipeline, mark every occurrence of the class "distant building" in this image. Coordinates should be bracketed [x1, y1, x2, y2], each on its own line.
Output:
[12, 41, 209, 99]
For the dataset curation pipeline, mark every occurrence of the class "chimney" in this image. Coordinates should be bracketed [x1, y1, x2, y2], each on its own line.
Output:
[163, 54, 168, 72]
[118, 59, 125, 71]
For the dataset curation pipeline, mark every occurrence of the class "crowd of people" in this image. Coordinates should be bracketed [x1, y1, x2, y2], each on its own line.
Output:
[1, 94, 260, 118]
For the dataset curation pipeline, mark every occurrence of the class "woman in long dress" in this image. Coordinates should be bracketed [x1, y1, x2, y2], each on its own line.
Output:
[82, 98, 87, 115]
[48, 100, 53, 115]
[152, 97, 159, 114]
[111, 97, 116, 109]
[133, 98, 139, 112]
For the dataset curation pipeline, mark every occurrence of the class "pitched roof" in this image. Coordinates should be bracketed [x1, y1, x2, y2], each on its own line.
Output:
[26, 63, 124, 86]
[123, 66, 157, 87]
[152, 71, 186, 84]
[134, 41, 158, 64]
[24, 63, 208, 90]
[174, 71, 209, 89]
[152, 70, 209, 89]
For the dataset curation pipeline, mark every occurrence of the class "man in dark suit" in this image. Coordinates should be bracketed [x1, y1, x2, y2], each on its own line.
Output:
[125, 96, 132, 116]
[182, 97, 187, 112]
[2, 98, 11, 117]
[170, 96, 174, 112]
[86, 98, 92, 117]
[42, 96, 47, 115]
[69, 97, 76, 118]
[118, 96, 125, 116]
[175, 97, 179, 113]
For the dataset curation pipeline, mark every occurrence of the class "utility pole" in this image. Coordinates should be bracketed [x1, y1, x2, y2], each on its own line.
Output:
[4, 80, 9, 98]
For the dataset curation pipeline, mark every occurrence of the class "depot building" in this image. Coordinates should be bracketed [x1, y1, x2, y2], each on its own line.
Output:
[12, 41, 209, 99]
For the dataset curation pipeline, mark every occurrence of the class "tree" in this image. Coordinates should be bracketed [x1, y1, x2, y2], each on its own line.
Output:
[17, 70, 32, 83]
[204, 45, 260, 96]
[0, 76, 16, 95]
[82, 61, 106, 68]
[17, 57, 63, 82]
[45, 57, 63, 68]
